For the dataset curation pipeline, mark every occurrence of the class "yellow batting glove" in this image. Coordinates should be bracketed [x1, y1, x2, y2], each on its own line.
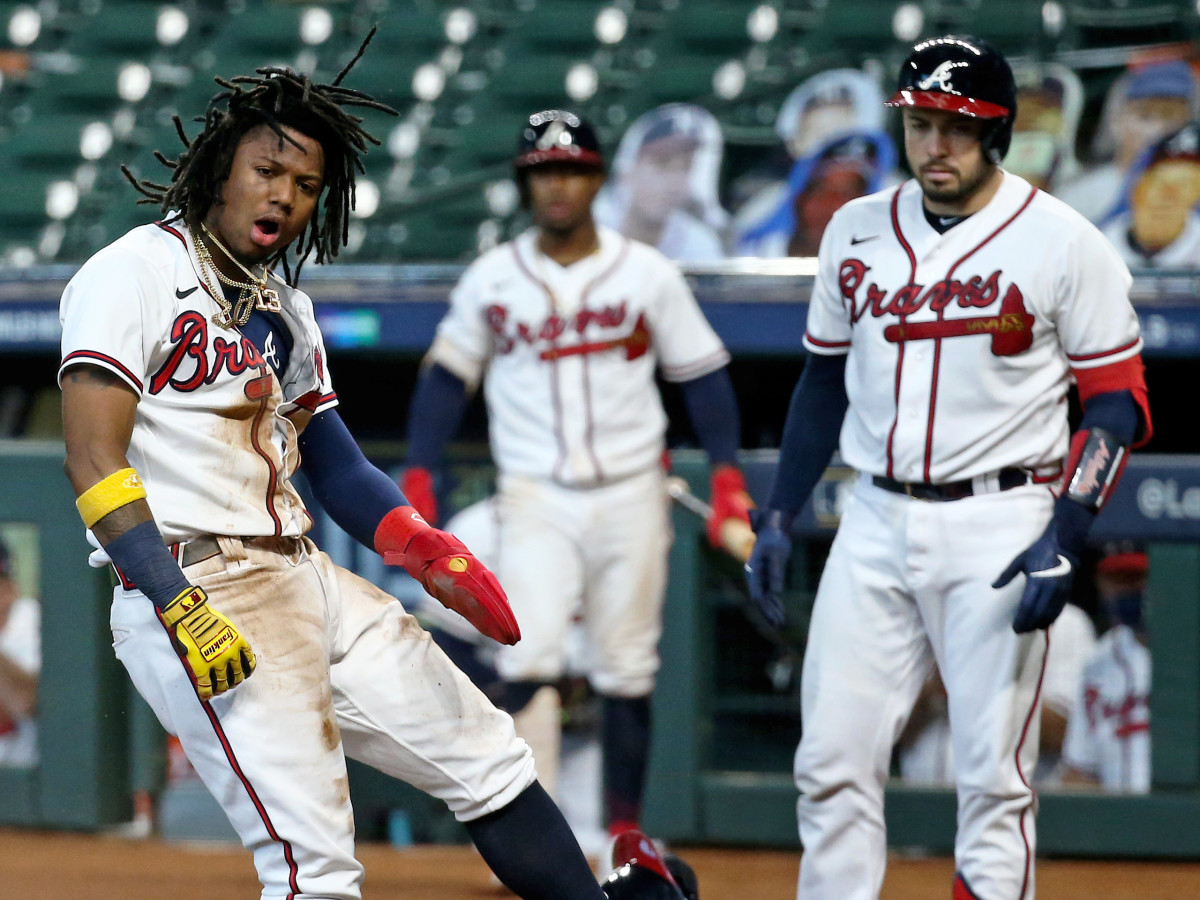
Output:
[158, 586, 256, 701]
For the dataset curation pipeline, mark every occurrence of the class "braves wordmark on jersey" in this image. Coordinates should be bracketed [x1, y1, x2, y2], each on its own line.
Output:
[427, 225, 729, 486]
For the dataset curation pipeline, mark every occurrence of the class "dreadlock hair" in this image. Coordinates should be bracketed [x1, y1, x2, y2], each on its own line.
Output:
[123, 29, 396, 285]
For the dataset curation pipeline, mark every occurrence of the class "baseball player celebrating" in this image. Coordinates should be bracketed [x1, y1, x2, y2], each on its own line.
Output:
[401, 109, 750, 840]
[58, 46, 610, 900]
[746, 36, 1152, 900]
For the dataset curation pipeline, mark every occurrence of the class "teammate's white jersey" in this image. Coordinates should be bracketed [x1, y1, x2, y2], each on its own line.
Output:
[58, 220, 336, 543]
[1062, 624, 1151, 793]
[805, 171, 1142, 484]
[428, 226, 729, 485]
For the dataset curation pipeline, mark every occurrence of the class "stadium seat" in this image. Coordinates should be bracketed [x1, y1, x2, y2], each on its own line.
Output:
[507, 0, 606, 53]
[0, 112, 104, 169]
[1063, 0, 1197, 47]
[923, 0, 1049, 53]
[670, 1, 757, 55]
[65, 2, 167, 57]
[29, 56, 126, 112]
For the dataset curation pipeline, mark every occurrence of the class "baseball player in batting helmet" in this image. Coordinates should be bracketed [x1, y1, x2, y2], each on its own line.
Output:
[403, 107, 750, 846]
[748, 32, 1151, 900]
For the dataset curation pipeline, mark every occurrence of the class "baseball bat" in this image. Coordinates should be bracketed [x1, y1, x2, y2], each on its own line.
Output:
[665, 476, 757, 563]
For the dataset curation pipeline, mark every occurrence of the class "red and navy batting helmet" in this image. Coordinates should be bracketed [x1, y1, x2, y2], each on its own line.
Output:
[514, 109, 604, 171]
[885, 35, 1017, 164]
[600, 831, 691, 900]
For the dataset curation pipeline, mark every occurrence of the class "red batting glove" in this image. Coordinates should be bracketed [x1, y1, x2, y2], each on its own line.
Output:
[707, 464, 754, 550]
[401, 467, 438, 525]
[375, 506, 521, 645]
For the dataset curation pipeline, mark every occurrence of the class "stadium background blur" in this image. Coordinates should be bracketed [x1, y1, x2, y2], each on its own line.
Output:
[2, 0, 1200, 869]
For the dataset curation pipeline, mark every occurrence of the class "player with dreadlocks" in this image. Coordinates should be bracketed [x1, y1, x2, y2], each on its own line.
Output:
[59, 37, 611, 900]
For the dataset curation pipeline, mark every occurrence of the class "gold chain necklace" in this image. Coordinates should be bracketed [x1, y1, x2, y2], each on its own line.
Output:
[191, 224, 282, 327]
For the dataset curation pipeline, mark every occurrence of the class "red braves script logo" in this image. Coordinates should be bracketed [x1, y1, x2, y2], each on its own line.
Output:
[1084, 687, 1149, 738]
[485, 302, 650, 361]
[150, 311, 267, 394]
[838, 259, 1035, 356]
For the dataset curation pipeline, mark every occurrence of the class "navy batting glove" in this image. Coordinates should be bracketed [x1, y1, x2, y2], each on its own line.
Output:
[993, 522, 1078, 634]
[746, 509, 792, 627]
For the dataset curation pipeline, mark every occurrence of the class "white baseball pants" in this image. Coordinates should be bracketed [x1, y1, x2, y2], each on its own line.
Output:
[795, 475, 1051, 900]
[111, 535, 535, 900]
[492, 467, 673, 698]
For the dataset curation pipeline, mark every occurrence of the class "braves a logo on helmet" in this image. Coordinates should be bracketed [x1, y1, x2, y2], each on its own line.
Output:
[536, 119, 569, 152]
[917, 60, 964, 93]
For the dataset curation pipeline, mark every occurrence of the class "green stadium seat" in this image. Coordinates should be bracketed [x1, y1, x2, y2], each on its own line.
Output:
[30, 56, 125, 112]
[0, 113, 104, 169]
[923, 0, 1048, 54]
[485, 53, 579, 109]
[507, 0, 606, 53]
[354, 210, 480, 261]
[670, 1, 757, 55]
[1063, 0, 1197, 47]
[65, 2, 166, 57]
[812, 0, 909, 55]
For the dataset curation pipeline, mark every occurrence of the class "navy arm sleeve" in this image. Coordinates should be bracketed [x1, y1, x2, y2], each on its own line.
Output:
[766, 354, 850, 520]
[677, 367, 741, 466]
[298, 409, 408, 549]
[405, 362, 470, 469]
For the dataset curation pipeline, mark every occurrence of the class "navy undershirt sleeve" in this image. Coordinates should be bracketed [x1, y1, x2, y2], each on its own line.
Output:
[1077, 389, 1139, 445]
[405, 363, 470, 469]
[677, 367, 741, 466]
[298, 409, 408, 548]
[766, 354, 850, 520]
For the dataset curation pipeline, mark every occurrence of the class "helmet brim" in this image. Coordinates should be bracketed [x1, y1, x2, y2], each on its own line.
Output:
[514, 147, 604, 168]
[885, 89, 1010, 119]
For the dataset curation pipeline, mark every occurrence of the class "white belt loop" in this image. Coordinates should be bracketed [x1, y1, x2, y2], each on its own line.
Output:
[216, 535, 248, 562]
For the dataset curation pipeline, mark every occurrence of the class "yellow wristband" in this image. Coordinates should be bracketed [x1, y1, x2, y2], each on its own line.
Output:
[75, 467, 148, 528]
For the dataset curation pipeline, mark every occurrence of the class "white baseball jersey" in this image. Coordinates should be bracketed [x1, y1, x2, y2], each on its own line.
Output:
[427, 225, 729, 485]
[805, 171, 1142, 484]
[58, 219, 335, 543]
[1062, 624, 1151, 793]
[0, 595, 40, 768]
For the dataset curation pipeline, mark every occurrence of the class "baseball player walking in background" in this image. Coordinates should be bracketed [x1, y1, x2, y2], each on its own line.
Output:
[57, 42, 610, 900]
[401, 109, 751, 843]
[746, 36, 1152, 900]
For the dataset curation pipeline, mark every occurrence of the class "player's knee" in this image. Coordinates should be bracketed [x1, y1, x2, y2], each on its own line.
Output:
[498, 679, 554, 715]
[589, 665, 656, 698]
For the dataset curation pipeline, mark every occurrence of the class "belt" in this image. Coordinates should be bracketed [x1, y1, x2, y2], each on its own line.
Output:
[871, 467, 1030, 502]
[173, 534, 299, 567]
[173, 535, 225, 567]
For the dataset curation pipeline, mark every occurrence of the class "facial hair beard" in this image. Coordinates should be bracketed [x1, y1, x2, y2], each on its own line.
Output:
[920, 159, 996, 207]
